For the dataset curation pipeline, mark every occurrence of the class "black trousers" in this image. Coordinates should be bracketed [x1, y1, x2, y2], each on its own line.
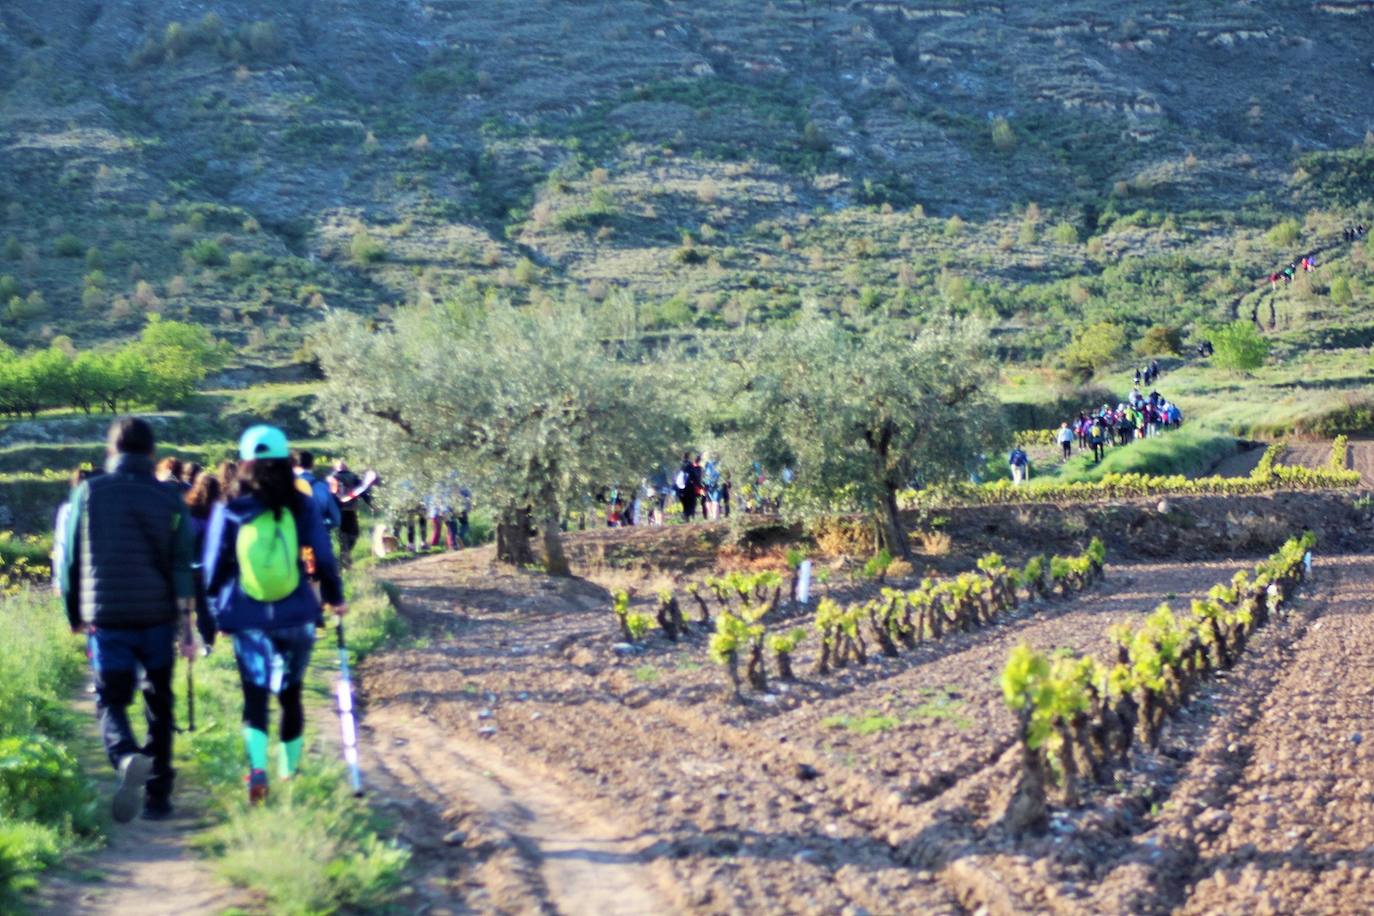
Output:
[95, 665, 175, 801]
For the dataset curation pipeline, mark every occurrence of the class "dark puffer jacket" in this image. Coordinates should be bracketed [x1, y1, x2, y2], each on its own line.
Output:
[58, 453, 195, 630]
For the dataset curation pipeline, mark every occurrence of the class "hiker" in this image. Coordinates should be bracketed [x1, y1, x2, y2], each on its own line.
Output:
[648, 465, 670, 525]
[293, 450, 341, 532]
[454, 487, 472, 547]
[50, 468, 91, 590]
[182, 462, 204, 488]
[719, 470, 732, 518]
[156, 456, 190, 493]
[1054, 422, 1074, 460]
[703, 454, 722, 520]
[677, 453, 697, 521]
[1133, 367, 1142, 386]
[426, 494, 455, 549]
[185, 471, 223, 651]
[204, 425, 346, 804]
[57, 417, 197, 822]
[1008, 446, 1029, 484]
[1089, 419, 1106, 462]
[329, 459, 367, 567]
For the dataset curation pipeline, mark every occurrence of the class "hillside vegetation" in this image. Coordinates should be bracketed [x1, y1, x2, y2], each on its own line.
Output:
[0, 0, 1371, 374]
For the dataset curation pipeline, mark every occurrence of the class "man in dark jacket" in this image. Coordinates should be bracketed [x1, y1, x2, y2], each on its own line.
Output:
[57, 417, 197, 822]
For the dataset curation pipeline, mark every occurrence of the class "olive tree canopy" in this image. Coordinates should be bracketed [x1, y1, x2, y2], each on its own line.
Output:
[310, 304, 679, 575]
[732, 314, 1003, 556]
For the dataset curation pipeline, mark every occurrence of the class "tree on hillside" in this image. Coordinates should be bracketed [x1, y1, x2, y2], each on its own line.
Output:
[727, 314, 1003, 558]
[134, 317, 230, 404]
[1061, 320, 1125, 380]
[1209, 320, 1270, 374]
[310, 304, 680, 576]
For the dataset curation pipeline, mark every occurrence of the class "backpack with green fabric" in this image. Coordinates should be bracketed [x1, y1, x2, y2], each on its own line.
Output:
[236, 509, 301, 602]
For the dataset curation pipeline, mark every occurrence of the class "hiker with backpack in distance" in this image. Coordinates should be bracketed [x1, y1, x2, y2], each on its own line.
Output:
[293, 450, 340, 533]
[1008, 446, 1030, 485]
[57, 417, 198, 823]
[204, 425, 346, 804]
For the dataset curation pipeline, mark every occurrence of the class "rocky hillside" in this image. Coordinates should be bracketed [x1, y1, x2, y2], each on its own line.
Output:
[1, 0, 1372, 361]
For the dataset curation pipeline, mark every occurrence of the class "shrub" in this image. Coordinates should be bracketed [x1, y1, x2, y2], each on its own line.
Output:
[188, 239, 226, 266]
[1136, 325, 1183, 356]
[944, 215, 965, 237]
[348, 230, 387, 265]
[991, 117, 1016, 152]
[1061, 321, 1125, 379]
[52, 234, 83, 258]
[1329, 275, 1353, 307]
[1209, 320, 1270, 374]
[1, 238, 19, 261]
[1264, 218, 1300, 248]
[1050, 221, 1079, 245]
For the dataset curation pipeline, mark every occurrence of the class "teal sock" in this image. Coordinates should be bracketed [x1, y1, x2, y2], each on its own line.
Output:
[278, 737, 303, 778]
[242, 727, 269, 772]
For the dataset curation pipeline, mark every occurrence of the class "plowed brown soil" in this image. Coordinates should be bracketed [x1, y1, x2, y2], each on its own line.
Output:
[355, 532, 1373, 914]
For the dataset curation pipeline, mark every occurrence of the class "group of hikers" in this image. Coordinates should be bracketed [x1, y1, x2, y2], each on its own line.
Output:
[1267, 255, 1319, 289]
[1008, 383, 1183, 482]
[1342, 224, 1367, 242]
[604, 455, 796, 527]
[386, 482, 473, 554]
[52, 418, 355, 821]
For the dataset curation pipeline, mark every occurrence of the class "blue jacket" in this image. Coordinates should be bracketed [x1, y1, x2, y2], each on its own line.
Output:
[203, 492, 344, 633]
[296, 469, 341, 529]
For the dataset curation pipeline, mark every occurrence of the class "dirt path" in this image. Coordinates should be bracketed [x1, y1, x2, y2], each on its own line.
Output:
[364, 706, 675, 916]
[33, 697, 250, 915]
[34, 812, 247, 916]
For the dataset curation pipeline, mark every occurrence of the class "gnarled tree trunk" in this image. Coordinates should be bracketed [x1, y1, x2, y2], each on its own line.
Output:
[496, 506, 535, 567]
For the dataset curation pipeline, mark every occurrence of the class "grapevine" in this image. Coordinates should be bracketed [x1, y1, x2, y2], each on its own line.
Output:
[1000, 532, 1316, 833]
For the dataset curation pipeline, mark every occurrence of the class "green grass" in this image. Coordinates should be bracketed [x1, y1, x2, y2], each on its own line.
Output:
[179, 563, 409, 914]
[1030, 426, 1239, 486]
[821, 711, 899, 736]
[0, 589, 102, 909]
[632, 665, 660, 684]
[906, 688, 973, 730]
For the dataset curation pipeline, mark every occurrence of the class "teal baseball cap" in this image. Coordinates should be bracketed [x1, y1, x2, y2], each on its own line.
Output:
[239, 424, 290, 461]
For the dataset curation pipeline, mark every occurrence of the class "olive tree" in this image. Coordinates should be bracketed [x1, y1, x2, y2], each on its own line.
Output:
[310, 303, 678, 576]
[732, 314, 1003, 557]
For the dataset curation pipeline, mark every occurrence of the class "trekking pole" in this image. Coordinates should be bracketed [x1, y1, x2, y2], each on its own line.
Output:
[186, 664, 196, 732]
[334, 618, 365, 796]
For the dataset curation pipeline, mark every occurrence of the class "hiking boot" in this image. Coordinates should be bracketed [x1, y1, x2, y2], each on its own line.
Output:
[113, 753, 153, 823]
[141, 796, 174, 821]
[247, 768, 269, 805]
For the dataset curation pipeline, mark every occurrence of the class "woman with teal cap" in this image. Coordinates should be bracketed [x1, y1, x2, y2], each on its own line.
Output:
[203, 425, 347, 803]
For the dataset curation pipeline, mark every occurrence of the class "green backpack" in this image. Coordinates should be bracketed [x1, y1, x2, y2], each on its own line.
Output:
[236, 509, 301, 602]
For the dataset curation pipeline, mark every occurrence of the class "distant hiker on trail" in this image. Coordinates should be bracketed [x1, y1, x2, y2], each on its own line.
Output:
[1008, 446, 1030, 484]
[293, 450, 341, 532]
[677, 452, 697, 521]
[1089, 418, 1106, 462]
[1056, 422, 1074, 460]
[703, 454, 722, 520]
[719, 470, 733, 518]
[57, 417, 197, 823]
[329, 459, 370, 567]
[203, 425, 346, 805]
